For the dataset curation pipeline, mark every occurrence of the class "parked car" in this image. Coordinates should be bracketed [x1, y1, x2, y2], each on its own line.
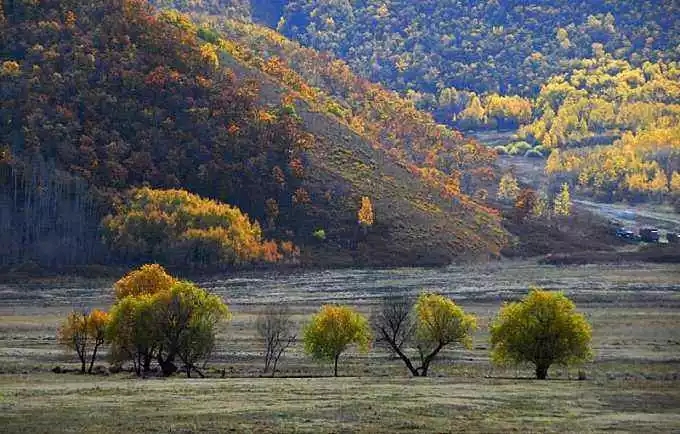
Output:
[639, 228, 660, 243]
[615, 228, 638, 241]
[667, 232, 679, 244]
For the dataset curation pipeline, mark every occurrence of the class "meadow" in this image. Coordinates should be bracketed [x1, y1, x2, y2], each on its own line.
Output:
[1, 262, 679, 432]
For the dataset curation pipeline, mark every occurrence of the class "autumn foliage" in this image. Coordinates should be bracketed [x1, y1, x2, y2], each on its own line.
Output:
[57, 309, 110, 374]
[103, 188, 286, 269]
[108, 264, 230, 377]
[490, 289, 592, 379]
[303, 304, 371, 376]
[373, 292, 477, 377]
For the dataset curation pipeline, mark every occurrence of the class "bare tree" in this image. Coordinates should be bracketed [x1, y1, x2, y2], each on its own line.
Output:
[255, 305, 296, 376]
[373, 294, 476, 377]
[372, 295, 420, 376]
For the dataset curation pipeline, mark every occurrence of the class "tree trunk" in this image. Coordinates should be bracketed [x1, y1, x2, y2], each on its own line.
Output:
[88, 344, 100, 374]
[388, 342, 420, 377]
[143, 354, 152, 373]
[80, 359, 86, 374]
[535, 364, 549, 380]
[334, 354, 339, 377]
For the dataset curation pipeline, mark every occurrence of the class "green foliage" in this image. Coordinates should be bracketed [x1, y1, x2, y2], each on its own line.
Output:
[312, 229, 326, 241]
[373, 292, 477, 376]
[303, 304, 371, 376]
[490, 289, 592, 379]
[107, 265, 230, 377]
[276, 1, 679, 125]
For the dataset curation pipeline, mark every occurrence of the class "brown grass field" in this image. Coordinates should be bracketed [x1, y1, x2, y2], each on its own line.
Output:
[0, 262, 679, 432]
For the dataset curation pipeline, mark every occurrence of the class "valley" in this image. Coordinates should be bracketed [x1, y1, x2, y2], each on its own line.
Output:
[1, 263, 679, 432]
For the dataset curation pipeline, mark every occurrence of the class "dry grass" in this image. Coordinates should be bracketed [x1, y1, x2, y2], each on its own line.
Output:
[0, 262, 679, 432]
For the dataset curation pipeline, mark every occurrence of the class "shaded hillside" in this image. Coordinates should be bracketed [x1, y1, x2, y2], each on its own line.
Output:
[275, 1, 679, 98]
[0, 0, 506, 270]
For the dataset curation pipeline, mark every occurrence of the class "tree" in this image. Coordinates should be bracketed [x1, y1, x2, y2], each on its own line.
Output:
[490, 289, 592, 379]
[303, 305, 371, 376]
[373, 293, 477, 377]
[151, 281, 230, 377]
[114, 263, 178, 300]
[497, 173, 520, 203]
[107, 295, 159, 376]
[57, 309, 109, 374]
[103, 188, 279, 269]
[256, 305, 297, 376]
[107, 265, 230, 377]
[553, 183, 572, 216]
[357, 196, 374, 227]
[514, 188, 537, 222]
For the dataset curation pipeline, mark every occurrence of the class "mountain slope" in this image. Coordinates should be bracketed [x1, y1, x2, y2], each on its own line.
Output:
[0, 0, 506, 270]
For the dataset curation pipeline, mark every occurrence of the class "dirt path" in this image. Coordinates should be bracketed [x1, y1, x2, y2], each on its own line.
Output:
[574, 199, 680, 232]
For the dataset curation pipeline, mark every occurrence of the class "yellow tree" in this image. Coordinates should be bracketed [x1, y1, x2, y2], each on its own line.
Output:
[57, 309, 109, 373]
[373, 293, 477, 377]
[114, 263, 177, 300]
[357, 196, 374, 227]
[497, 173, 520, 203]
[303, 305, 371, 376]
[671, 172, 680, 196]
[553, 183, 572, 216]
[490, 289, 592, 379]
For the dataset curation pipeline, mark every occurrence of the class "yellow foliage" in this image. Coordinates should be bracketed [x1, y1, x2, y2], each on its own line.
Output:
[497, 173, 520, 202]
[57, 309, 110, 373]
[114, 264, 177, 300]
[303, 304, 371, 376]
[415, 293, 477, 350]
[199, 43, 219, 68]
[104, 188, 279, 267]
[1, 60, 20, 76]
[490, 288, 592, 379]
[553, 183, 572, 216]
[671, 172, 680, 195]
[357, 196, 374, 226]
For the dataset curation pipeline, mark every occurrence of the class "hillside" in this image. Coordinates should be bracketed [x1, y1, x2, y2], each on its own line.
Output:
[273, 1, 678, 101]
[0, 0, 506, 271]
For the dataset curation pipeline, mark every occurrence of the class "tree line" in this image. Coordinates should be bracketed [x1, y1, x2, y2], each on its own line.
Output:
[58, 264, 592, 380]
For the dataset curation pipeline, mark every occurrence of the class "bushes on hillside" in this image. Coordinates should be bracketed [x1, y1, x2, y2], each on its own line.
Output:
[103, 188, 288, 269]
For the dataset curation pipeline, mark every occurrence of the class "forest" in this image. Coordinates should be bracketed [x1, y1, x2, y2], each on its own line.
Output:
[0, 0, 506, 271]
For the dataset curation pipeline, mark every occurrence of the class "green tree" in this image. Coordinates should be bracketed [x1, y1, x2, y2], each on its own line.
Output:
[373, 293, 477, 377]
[107, 295, 159, 375]
[107, 265, 230, 377]
[152, 281, 230, 377]
[490, 289, 592, 379]
[303, 305, 371, 376]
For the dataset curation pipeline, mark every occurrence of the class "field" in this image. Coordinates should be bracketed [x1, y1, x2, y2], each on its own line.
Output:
[1, 262, 679, 432]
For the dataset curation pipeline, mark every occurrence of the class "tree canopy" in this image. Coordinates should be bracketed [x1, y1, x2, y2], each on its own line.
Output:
[490, 289, 592, 379]
[303, 304, 371, 376]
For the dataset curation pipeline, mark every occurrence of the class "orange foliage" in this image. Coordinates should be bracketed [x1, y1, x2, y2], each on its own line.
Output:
[114, 263, 178, 300]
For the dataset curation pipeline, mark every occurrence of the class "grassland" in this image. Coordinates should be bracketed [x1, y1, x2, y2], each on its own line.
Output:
[1, 262, 679, 432]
